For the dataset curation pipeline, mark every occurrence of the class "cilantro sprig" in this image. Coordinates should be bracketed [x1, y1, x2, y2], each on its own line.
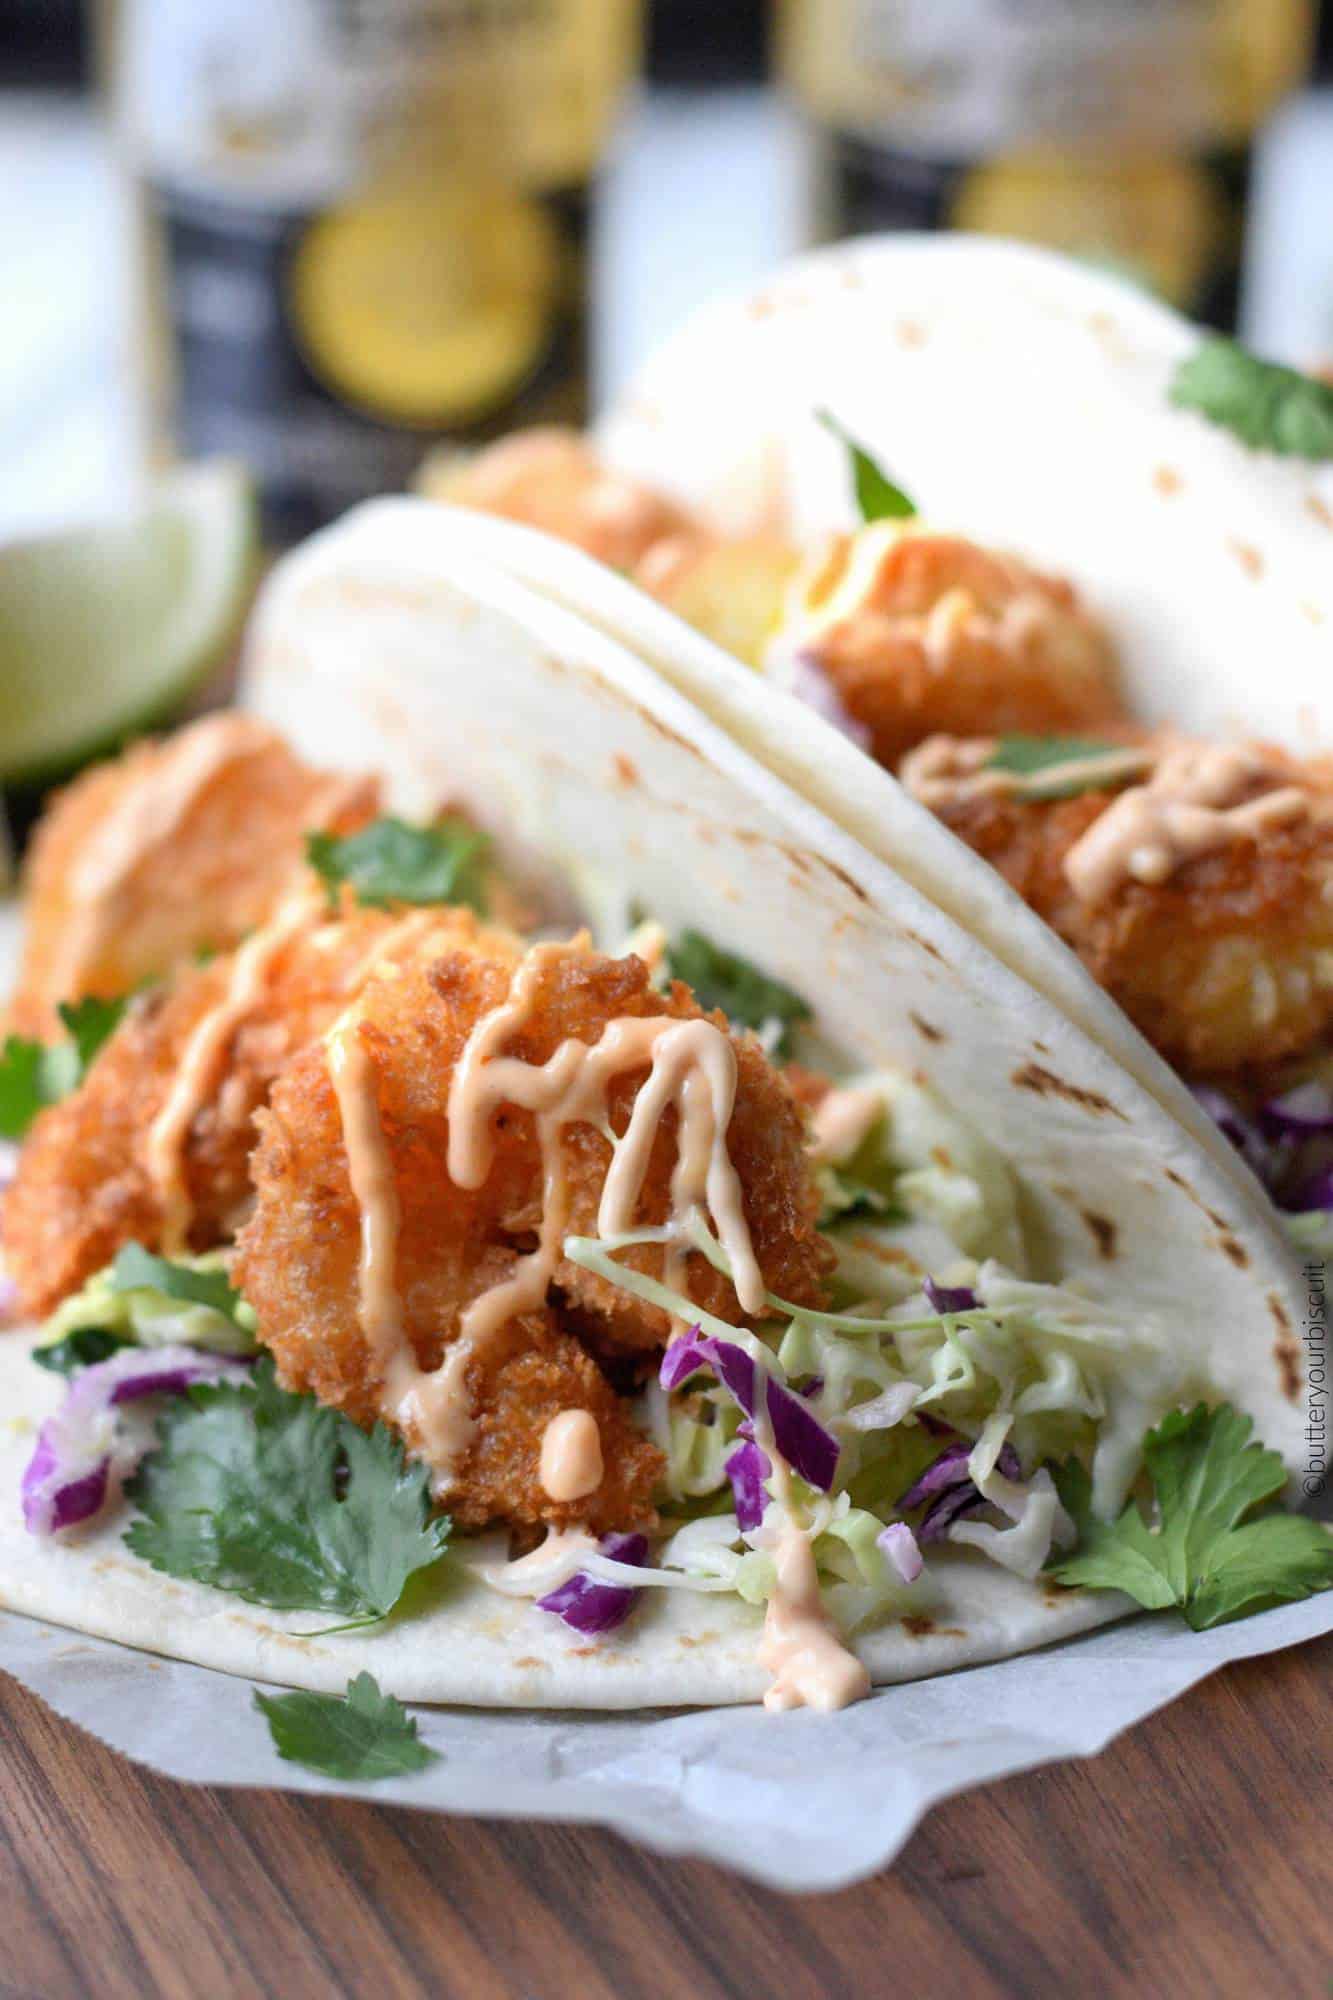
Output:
[125, 1359, 451, 1627]
[109, 1242, 247, 1324]
[307, 815, 489, 913]
[0, 994, 127, 1139]
[984, 735, 1147, 802]
[1049, 1404, 1333, 1630]
[254, 1673, 438, 1781]
[665, 931, 812, 1058]
[32, 1326, 125, 1377]
[817, 410, 917, 522]
[1170, 339, 1333, 460]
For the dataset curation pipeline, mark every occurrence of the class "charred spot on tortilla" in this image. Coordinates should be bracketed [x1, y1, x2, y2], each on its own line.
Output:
[1268, 1294, 1302, 1402]
[903, 928, 944, 962]
[1307, 495, 1332, 531]
[909, 1012, 946, 1044]
[612, 754, 639, 789]
[901, 1614, 936, 1637]
[1216, 1232, 1250, 1270]
[1009, 1063, 1128, 1121]
[1229, 540, 1265, 580]
[1080, 1210, 1118, 1261]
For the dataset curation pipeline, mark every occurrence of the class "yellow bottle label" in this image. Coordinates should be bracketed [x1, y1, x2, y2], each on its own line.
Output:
[114, 0, 640, 540]
[779, 0, 1312, 330]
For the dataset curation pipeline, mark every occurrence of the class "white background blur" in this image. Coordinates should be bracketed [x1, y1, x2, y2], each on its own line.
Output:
[0, 76, 1331, 545]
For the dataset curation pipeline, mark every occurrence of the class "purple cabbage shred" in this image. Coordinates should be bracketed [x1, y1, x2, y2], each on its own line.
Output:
[536, 1532, 649, 1636]
[660, 1329, 839, 1492]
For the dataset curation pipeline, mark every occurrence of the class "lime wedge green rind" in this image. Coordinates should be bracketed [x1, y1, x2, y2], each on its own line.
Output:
[0, 462, 259, 785]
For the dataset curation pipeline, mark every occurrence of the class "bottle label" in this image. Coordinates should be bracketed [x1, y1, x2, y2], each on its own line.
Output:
[117, 0, 629, 540]
[782, 0, 1311, 332]
[839, 0, 1217, 154]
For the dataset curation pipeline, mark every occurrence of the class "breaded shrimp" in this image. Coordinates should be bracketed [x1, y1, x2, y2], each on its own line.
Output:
[423, 1309, 663, 1531]
[9, 713, 379, 1037]
[925, 742, 1333, 1078]
[419, 427, 693, 572]
[779, 525, 1124, 767]
[235, 940, 829, 1527]
[3, 901, 508, 1318]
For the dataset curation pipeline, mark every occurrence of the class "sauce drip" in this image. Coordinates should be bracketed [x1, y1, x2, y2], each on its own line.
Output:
[146, 890, 324, 1252]
[758, 1516, 871, 1713]
[899, 734, 1151, 808]
[1064, 742, 1311, 903]
[809, 1085, 883, 1168]
[539, 1409, 605, 1501]
[332, 938, 765, 1489]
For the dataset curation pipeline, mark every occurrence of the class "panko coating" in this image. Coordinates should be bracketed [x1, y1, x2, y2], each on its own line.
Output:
[780, 525, 1124, 768]
[9, 713, 379, 1038]
[420, 426, 693, 573]
[424, 1311, 663, 1531]
[3, 901, 507, 1319]
[925, 742, 1333, 1078]
[234, 939, 830, 1525]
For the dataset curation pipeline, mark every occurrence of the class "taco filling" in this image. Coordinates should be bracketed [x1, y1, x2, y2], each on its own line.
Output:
[4, 700, 1327, 1715]
[423, 415, 1333, 1250]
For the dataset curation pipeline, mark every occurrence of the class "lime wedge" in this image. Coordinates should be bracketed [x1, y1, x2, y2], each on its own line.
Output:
[0, 462, 258, 784]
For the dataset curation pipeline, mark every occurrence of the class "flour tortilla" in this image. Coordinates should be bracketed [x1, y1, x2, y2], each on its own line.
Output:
[435, 237, 1333, 1220]
[0, 500, 1310, 1705]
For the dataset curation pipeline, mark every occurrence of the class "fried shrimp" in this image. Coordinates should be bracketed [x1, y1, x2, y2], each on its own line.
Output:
[778, 525, 1124, 767]
[921, 738, 1333, 1078]
[420, 427, 693, 572]
[9, 713, 379, 1037]
[235, 939, 830, 1529]
[2, 901, 505, 1319]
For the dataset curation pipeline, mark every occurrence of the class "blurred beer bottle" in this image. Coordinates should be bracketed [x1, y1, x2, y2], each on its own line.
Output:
[778, 0, 1315, 330]
[103, 2, 641, 545]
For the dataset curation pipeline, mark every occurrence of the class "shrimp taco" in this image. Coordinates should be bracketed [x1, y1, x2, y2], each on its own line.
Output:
[418, 236, 1333, 1259]
[0, 501, 1327, 1714]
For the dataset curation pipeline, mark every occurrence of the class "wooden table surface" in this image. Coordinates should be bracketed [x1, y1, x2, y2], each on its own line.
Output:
[2, 1630, 1329, 2000]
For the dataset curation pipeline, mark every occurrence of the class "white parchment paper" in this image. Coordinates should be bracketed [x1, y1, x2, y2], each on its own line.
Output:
[4, 1595, 1330, 1891]
[1, 901, 1331, 1887]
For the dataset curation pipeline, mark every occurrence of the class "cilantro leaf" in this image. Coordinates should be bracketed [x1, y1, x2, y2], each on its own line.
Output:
[307, 815, 489, 913]
[58, 995, 128, 1072]
[0, 1036, 52, 1139]
[32, 1327, 127, 1376]
[986, 735, 1118, 777]
[1170, 339, 1333, 460]
[110, 1242, 245, 1324]
[0, 992, 128, 1138]
[817, 410, 917, 522]
[1049, 1404, 1333, 1630]
[254, 1673, 438, 1781]
[665, 931, 812, 1057]
[124, 1358, 451, 1625]
[984, 735, 1148, 803]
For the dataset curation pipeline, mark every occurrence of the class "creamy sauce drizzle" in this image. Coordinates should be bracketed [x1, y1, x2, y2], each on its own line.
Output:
[758, 1510, 870, 1713]
[899, 734, 1152, 809]
[539, 1409, 605, 1501]
[332, 937, 764, 1489]
[1064, 742, 1311, 902]
[54, 714, 274, 1000]
[145, 890, 324, 1251]
[809, 1085, 883, 1168]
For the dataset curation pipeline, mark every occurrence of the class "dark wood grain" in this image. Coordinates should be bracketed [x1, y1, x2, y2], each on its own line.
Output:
[2, 1632, 1329, 2000]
